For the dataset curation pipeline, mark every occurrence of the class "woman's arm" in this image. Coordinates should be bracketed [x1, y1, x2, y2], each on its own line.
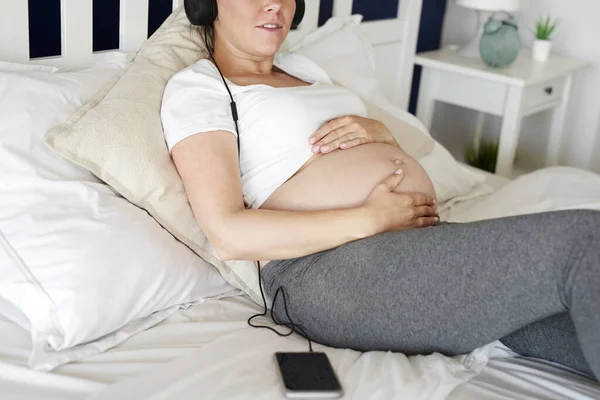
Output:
[217, 207, 375, 261]
[173, 130, 436, 262]
[172, 131, 378, 261]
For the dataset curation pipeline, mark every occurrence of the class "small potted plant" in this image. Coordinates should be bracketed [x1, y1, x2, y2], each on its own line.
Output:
[464, 139, 500, 173]
[532, 16, 559, 62]
[464, 139, 519, 174]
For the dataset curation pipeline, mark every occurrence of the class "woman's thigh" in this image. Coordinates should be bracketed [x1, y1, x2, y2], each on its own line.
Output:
[261, 210, 600, 355]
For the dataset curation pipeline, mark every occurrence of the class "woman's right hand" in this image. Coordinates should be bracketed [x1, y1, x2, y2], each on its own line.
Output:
[362, 169, 439, 234]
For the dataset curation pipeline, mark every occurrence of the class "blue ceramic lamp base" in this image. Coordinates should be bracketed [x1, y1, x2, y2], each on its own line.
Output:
[460, 10, 521, 69]
[479, 15, 520, 68]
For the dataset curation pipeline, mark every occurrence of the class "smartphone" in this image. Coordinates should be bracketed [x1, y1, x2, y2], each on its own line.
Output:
[275, 352, 344, 399]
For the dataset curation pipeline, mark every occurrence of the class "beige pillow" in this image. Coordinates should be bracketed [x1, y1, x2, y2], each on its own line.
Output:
[363, 99, 434, 158]
[45, 6, 435, 305]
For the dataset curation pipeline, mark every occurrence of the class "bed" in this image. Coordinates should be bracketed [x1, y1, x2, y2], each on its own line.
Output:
[1, 0, 600, 399]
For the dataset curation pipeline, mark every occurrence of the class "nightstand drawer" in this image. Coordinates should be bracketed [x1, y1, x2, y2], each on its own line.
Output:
[434, 70, 508, 115]
[522, 77, 566, 114]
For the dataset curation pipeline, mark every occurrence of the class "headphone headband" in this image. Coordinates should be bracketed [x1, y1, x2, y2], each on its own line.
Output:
[185, 0, 305, 29]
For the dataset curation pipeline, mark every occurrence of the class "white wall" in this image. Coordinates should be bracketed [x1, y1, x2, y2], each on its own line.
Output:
[437, 0, 600, 174]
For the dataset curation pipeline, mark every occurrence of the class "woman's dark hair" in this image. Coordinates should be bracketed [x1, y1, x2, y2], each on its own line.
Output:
[200, 24, 215, 54]
[188, 24, 215, 55]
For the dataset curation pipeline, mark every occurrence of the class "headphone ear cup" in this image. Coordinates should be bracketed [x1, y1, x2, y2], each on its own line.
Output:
[184, 0, 218, 26]
[292, 0, 305, 29]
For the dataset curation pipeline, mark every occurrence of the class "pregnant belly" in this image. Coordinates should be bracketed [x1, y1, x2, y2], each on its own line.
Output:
[258, 143, 436, 267]
[260, 142, 437, 212]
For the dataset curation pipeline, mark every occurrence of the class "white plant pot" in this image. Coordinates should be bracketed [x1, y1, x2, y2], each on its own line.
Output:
[532, 39, 553, 62]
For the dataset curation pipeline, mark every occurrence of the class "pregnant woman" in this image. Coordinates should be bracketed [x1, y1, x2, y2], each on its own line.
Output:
[161, 0, 600, 380]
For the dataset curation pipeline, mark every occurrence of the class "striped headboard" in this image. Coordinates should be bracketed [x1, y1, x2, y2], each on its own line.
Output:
[0, 0, 423, 110]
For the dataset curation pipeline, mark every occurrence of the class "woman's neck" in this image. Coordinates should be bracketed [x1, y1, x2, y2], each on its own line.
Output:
[212, 41, 275, 79]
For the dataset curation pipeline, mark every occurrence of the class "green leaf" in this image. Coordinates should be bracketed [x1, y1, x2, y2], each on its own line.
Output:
[535, 15, 558, 40]
[464, 140, 500, 173]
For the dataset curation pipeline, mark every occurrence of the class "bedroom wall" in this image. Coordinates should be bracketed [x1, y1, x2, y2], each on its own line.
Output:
[439, 0, 600, 173]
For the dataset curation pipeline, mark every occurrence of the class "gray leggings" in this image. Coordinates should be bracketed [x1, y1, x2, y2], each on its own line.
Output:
[261, 210, 600, 381]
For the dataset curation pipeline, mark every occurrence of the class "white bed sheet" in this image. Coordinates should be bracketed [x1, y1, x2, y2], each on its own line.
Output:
[2, 295, 599, 400]
[2, 165, 600, 400]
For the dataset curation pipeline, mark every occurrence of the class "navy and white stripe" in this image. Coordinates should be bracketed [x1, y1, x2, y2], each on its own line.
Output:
[27, 0, 410, 59]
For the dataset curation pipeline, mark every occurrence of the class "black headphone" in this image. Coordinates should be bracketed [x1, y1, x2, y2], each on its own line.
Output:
[184, 0, 306, 29]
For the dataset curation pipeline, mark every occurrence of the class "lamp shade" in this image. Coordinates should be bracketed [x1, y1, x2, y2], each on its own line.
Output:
[456, 0, 520, 12]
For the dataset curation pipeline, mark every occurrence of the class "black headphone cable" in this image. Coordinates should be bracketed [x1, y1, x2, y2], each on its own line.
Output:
[202, 29, 314, 353]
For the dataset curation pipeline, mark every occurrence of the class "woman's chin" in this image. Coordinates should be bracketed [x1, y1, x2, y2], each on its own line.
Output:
[254, 48, 282, 59]
[252, 39, 285, 57]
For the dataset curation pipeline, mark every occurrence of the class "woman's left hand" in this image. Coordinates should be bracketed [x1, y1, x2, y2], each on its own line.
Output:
[309, 115, 396, 154]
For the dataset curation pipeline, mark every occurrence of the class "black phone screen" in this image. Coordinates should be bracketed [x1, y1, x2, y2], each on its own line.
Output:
[275, 352, 342, 393]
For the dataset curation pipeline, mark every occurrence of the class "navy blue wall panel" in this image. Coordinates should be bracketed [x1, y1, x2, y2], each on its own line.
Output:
[93, 0, 120, 52]
[318, 1, 335, 26]
[319, 0, 400, 25]
[148, 0, 173, 38]
[353, 0, 399, 21]
[409, 0, 448, 115]
[28, 0, 61, 58]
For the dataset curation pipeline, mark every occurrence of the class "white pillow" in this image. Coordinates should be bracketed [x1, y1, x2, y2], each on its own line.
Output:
[0, 59, 240, 371]
[289, 16, 492, 208]
[289, 15, 387, 106]
[0, 296, 30, 332]
[45, 7, 265, 306]
[290, 16, 430, 140]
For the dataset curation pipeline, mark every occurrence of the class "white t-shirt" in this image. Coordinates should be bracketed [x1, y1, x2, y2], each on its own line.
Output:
[161, 52, 367, 209]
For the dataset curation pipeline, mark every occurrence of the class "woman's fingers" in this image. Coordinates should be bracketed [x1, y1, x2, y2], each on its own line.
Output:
[414, 205, 438, 219]
[378, 169, 405, 192]
[322, 135, 367, 153]
[309, 116, 354, 145]
[311, 126, 356, 153]
[339, 138, 363, 149]
[414, 217, 438, 228]
[365, 173, 440, 233]
[409, 192, 437, 207]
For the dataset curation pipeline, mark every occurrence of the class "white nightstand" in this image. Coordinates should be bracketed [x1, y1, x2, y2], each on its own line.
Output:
[414, 48, 588, 178]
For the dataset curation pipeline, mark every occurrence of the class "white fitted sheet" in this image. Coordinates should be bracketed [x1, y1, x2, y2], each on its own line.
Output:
[2, 165, 600, 400]
[2, 294, 599, 400]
